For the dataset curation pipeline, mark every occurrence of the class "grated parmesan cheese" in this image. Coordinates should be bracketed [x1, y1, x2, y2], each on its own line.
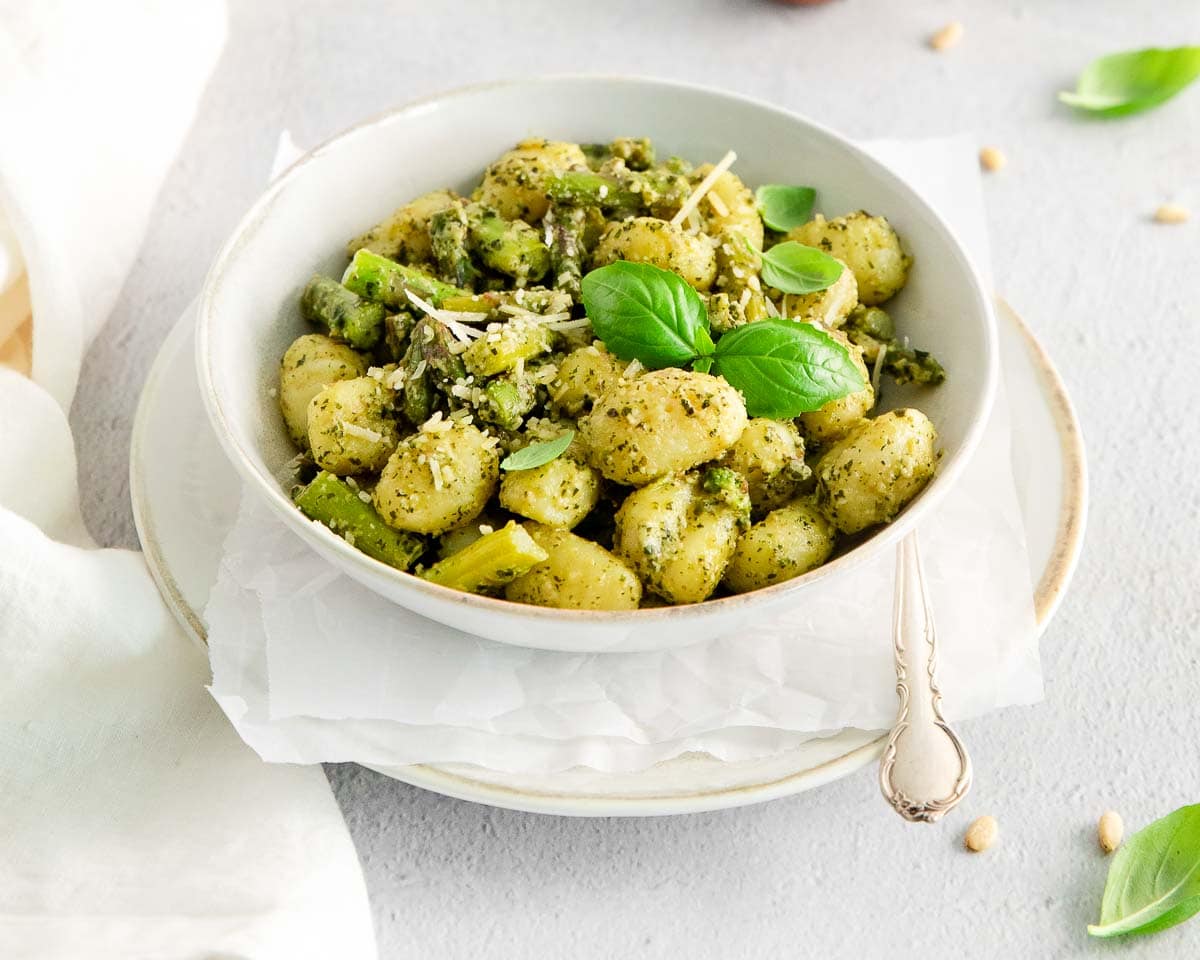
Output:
[339, 420, 384, 444]
[405, 289, 483, 342]
[543, 317, 592, 332]
[478, 524, 495, 536]
[763, 296, 780, 318]
[872, 344, 887, 394]
[706, 191, 729, 218]
[357, 490, 372, 504]
[671, 150, 737, 227]
[623, 358, 644, 379]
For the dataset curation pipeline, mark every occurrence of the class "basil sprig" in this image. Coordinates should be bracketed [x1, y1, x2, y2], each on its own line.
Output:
[1061, 46, 1200, 117]
[581, 262, 863, 418]
[756, 184, 816, 232]
[500, 431, 574, 472]
[711, 320, 865, 419]
[760, 241, 844, 295]
[574, 262, 705, 368]
[1089, 804, 1200, 939]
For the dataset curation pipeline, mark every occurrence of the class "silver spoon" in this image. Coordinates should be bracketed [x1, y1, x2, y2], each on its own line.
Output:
[879, 530, 972, 822]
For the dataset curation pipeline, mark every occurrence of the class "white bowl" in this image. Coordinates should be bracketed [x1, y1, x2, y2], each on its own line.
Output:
[197, 76, 997, 654]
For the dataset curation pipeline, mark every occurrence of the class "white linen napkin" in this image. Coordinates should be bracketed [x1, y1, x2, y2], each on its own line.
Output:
[0, 5, 375, 958]
[205, 135, 1043, 775]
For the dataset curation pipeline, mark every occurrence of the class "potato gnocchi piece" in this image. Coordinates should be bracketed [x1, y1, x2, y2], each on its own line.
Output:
[347, 189, 457, 265]
[476, 139, 588, 222]
[582, 368, 747, 485]
[719, 418, 811, 514]
[505, 524, 642, 610]
[593, 217, 717, 291]
[307, 377, 399, 475]
[278, 333, 367, 447]
[724, 499, 836, 594]
[614, 468, 750, 605]
[499, 457, 602, 530]
[373, 419, 500, 535]
[695, 165, 764, 251]
[815, 409, 937, 534]
[550, 343, 629, 417]
[797, 329, 874, 445]
[782, 257, 858, 328]
[788, 211, 911, 305]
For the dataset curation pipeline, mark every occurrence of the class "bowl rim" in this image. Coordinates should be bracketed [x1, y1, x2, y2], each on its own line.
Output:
[196, 73, 999, 625]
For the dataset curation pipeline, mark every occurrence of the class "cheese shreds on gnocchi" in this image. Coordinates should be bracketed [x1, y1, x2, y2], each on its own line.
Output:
[279, 136, 946, 608]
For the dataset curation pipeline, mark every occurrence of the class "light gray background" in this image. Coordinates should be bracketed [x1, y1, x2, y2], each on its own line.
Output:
[73, 1, 1200, 957]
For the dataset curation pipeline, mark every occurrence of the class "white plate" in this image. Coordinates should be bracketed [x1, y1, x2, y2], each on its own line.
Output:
[130, 299, 1085, 816]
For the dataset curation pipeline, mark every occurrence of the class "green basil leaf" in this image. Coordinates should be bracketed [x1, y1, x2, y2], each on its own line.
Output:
[500, 431, 575, 472]
[756, 184, 816, 232]
[712, 320, 864, 418]
[760, 242, 844, 295]
[1060, 46, 1200, 117]
[580, 262, 706, 368]
[1089, 804, 1200, 939]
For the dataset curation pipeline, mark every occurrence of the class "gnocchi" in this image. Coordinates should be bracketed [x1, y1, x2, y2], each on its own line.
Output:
[815, 409, 938, 534]
[582, 369, 748, 485]
[282, 136, 946, 607]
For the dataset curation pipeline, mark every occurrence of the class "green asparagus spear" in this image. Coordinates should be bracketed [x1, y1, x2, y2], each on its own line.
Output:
[295, 471, 425, 570]
[399, 334, 433, 425]
[464, 204, 550, 284]
[300, 275, 387, 350]
[544, 204, 587, 298]
[342, 249, 469, 308]
[383, 310, 417, 362]
[462, 319, 554, 377]
[478, 376, 536, 431]
[430, 203, 484, 290]
[544, 171, 641, 213]
[421, 521, 548, 593]
[415, 317, 468, 392]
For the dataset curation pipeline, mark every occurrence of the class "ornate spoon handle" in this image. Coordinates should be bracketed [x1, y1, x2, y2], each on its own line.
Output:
[879, 531, 972, 823]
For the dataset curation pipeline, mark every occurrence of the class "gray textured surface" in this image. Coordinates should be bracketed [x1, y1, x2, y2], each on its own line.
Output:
[71, 1, 1200, 956]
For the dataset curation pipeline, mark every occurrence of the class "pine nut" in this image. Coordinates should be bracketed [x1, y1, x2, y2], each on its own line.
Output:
[1154, 203, 1190, 224]
[1098, 810, 1124, 854]
[979, 147, 1007, 172]
[964, 815, 998, 852]
[930, 21, 964, 51]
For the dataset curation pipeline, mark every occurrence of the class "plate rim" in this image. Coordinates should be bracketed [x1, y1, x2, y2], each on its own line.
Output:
[129, 297, 1087, 817]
